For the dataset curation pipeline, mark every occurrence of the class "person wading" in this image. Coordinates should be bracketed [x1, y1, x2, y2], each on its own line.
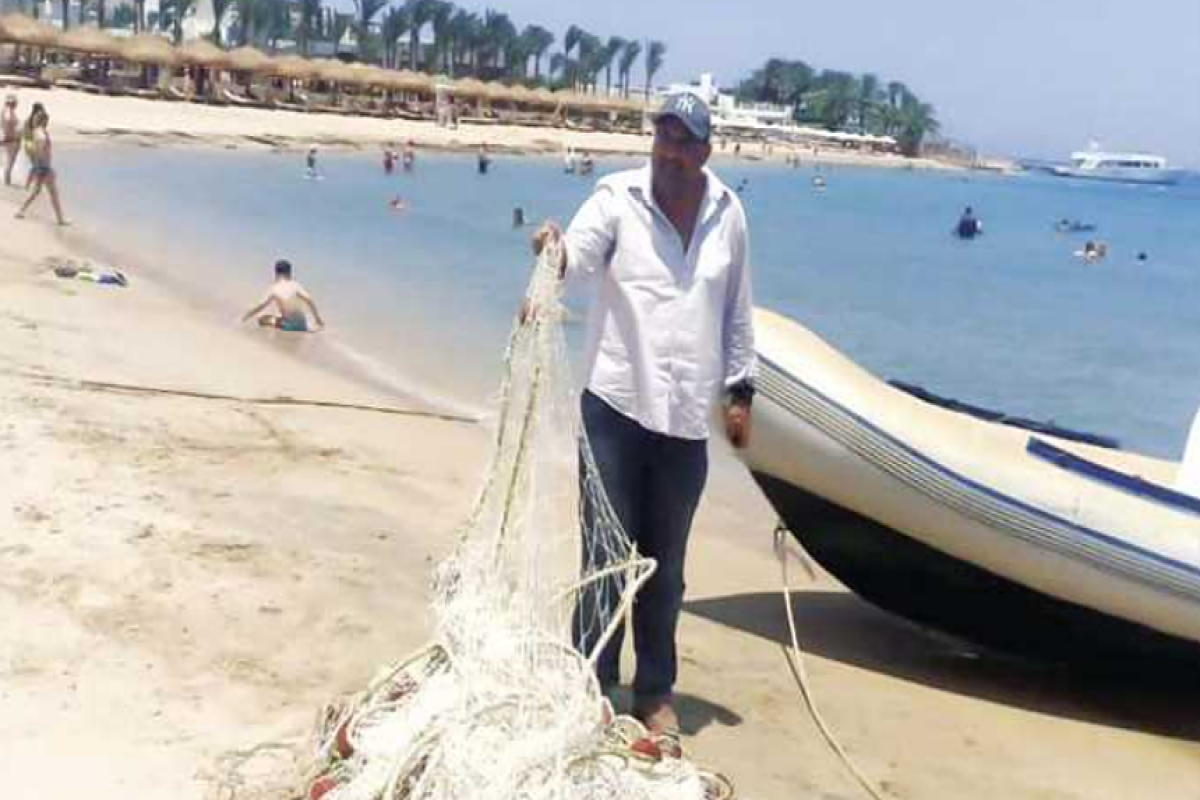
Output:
[531, 91, 756, 735]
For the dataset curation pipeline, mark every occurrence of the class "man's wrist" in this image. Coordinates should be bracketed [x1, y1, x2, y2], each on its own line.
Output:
[727, 379, 755, 408]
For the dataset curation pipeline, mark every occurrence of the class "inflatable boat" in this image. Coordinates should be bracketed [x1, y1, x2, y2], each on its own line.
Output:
[743, 308, 1200, 669]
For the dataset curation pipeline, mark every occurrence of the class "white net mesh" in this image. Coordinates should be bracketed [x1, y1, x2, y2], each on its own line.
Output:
[212, 244, 735, 800]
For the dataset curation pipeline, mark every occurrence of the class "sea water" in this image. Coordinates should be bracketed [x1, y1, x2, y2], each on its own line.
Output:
[64, 146, 1200, 459]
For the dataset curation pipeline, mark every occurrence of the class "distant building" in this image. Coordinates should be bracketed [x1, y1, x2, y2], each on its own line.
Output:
[659, 72, 898, 153]
[663, 73, 792, 129]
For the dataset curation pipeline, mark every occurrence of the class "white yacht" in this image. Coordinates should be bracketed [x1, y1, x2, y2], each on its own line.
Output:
[1053, 145, 1181, 185]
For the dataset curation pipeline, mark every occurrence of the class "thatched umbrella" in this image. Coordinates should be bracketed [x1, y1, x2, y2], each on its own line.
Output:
[448, 77, 488, 99]
[386, 70, 434, 95]
[175, 40, 229, 99]
[529, 87, 559, 107]
[119, 33, 179, 66]
[269, 54, 322, 82]
[225, 45, 272, 75]
[0, 13, 59, 47]
[345, 62, 389, 88]
[176, 39, 231, 70]
[55, 26, 124, 58]
[315, 60, 361, 86]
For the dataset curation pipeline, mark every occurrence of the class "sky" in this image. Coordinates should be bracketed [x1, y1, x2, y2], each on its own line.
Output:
[449, 0, 1200, 167]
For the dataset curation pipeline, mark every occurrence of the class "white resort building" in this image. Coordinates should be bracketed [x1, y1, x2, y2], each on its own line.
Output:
[662, 72, 898, 153]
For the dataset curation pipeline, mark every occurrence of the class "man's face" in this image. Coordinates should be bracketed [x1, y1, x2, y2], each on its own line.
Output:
[652, 116, 710, 196]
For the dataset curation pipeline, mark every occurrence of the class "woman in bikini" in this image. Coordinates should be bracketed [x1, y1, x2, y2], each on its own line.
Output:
[15, 104, 68, 225]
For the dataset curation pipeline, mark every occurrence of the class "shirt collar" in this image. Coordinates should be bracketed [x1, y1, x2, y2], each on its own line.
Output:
[631, 164, 731, 223]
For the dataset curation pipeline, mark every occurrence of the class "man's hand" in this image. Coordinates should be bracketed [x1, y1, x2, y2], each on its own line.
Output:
[725, 403, 752, 449]
[531, 220, 562, 255]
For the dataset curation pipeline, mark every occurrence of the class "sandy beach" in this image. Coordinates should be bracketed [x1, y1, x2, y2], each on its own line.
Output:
[0, 83, 952, 171]
[1, 112, 1198, 800]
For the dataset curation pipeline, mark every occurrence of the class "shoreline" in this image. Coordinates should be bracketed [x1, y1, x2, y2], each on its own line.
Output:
[3, 143, 1198, 800]
[6, 84, 958, 172]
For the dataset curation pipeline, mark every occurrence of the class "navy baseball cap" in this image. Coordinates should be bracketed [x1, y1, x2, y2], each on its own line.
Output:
[653, 92, 711, 143]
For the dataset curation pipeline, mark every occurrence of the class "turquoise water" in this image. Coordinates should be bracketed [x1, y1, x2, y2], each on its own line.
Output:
[65, 146, 1200, 458]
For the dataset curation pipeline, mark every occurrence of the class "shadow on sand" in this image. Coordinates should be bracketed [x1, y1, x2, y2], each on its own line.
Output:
[685, 589, 1200, 742]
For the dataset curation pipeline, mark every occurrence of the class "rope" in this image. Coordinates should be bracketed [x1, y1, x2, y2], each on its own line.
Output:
[3, 368, 478, 424]
[773, 522, 894, 800]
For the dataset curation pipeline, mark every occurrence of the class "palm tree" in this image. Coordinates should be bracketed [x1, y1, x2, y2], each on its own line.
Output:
[575, 32, 602, 90]
[857, 72, 880, 133]
[404, 0, 437, 71]
[427, 0, 454, 73]
[445, 8, 475, 77]
[330, 13, 351, 54]
[161, 0, 196, 43]
[234, 0, 259, 46]
[60, 0, 70, 29]
[296, 0, 322, 56]
[599, 36, 625, 94]
[895, 95, 939, 156]
[644, 39, 665, 98]
[209, 0, 235, 45]
[479, 9, 514, 77]
[549, 52, 567, 85]
[352, 0, 388, 61]
[561, 24, 583, 87]
[264, 0, 290, 51]
[617, 39, 640, 97]
[380, 7, 410, 69]
[519, 24, 553, 83]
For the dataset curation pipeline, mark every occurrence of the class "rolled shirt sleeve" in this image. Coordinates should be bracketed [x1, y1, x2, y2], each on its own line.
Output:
[723, 203, 757, 390]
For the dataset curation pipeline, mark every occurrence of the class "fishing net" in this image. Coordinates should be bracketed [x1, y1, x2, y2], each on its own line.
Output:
[212, 243, 735, 800]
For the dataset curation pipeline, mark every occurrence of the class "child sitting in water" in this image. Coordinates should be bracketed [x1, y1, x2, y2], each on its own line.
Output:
[241, 259, 325, 332]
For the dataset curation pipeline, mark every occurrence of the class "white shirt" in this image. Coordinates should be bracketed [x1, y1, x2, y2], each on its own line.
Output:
[565, 165, 756, 440]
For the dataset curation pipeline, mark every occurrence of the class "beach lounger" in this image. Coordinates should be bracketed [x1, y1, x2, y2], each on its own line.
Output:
[161, 85, 193, 102]
[222, 87, 269, 108]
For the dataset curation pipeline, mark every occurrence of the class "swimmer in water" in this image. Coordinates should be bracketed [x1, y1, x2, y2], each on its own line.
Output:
[241, 259, 325, 332]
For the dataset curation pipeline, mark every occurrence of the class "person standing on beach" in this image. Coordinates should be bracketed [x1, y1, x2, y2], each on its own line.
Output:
[14, 104, 67, 226]
[306, 146, 319, 178]
[402, 140, 416, 171]
[531, 91, 755, 735]
[241, 259, 326, 332]
[2, 94, 20, 187]
[477, 143, 491, 175]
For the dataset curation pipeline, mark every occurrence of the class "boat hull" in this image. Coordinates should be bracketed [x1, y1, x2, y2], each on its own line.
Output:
[1051, 166, 1180, 185]
[742, 308, 1200, 669]
[754, 470, 1200, 670]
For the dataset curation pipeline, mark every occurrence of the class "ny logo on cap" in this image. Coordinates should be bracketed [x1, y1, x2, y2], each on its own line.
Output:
[674, 94, 696, 115]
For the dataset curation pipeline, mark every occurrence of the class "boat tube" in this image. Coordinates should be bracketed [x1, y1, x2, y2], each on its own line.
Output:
[742, 307, 1200, 670]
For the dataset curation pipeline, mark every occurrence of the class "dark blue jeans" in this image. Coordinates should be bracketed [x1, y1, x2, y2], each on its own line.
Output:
[574, 390, 708, 701]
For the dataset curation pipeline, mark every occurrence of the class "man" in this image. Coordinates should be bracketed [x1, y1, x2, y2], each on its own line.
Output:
[2, 94, 18, 187]
[533, 91, 755, 734]
[955, 205, 982, 239]
[241, 259, 325, 332]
